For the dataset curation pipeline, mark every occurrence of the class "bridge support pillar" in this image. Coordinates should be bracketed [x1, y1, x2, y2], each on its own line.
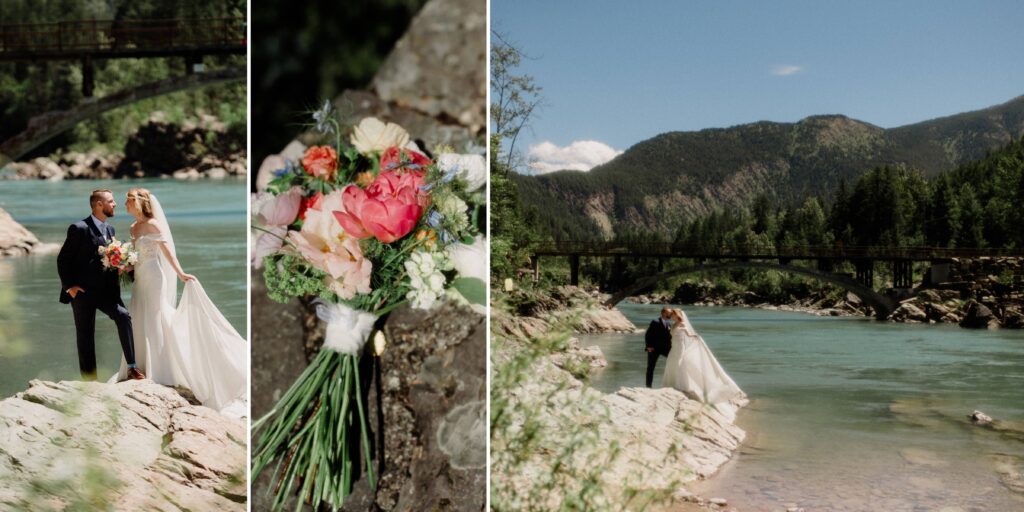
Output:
[892, 260, 913, 288]
[569, 254, 580, 286]
[855, 259, 874, 288]
[816, 258, 833, 273]
[81, 56, 95, 98]
[532, 255, 540, 282]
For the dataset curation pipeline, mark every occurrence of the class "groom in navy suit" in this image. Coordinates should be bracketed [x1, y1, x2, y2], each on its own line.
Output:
[57, 189, 145, 381]
[644, 307, 673, 387]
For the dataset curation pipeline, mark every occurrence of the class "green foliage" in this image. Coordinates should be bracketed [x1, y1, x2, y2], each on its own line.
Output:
[491, 134, 540, 279]
[262, 254, 335, 303]
[0, 1, 246, 157]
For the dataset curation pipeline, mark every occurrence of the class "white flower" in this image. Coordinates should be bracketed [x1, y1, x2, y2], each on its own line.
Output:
[437, 153, 486, 192]
[405, 250, 448, 310]
[373, 331, 387, 356]
[447, 236, 486, 281]
[350, 117, 410, 154]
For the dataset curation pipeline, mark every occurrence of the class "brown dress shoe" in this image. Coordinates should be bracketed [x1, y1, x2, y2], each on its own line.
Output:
[127, 368, 146, 380]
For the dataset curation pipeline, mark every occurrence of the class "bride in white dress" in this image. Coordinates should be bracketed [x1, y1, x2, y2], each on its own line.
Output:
[115, 188, 247, 417]
[662, 308, 744, 416]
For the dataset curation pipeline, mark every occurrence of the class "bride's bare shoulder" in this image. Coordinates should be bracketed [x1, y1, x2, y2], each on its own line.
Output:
[135, 219, 162, 236]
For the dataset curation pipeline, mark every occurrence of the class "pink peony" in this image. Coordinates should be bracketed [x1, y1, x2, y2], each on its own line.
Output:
[287, 190, 372, 299]
[333, 170, 429, 244]
[251, 226, 286, 269]
[255, 187, 303, 226]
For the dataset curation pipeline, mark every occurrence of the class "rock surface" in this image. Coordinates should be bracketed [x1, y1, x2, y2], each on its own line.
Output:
[0, 379, 246, 511]
[577, 306, 639, 333]
[491, 306, 748, 509]
[0, 208, 59, 257]
[371, 0, 486, 133]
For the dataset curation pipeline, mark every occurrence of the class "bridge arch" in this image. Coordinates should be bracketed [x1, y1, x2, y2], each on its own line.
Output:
[0, 66, 244, 165]
[604, 260, 898, 319]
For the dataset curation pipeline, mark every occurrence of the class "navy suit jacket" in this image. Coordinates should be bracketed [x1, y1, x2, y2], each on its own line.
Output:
[644, 318, 672, 357]
[57, 217, 122, 305]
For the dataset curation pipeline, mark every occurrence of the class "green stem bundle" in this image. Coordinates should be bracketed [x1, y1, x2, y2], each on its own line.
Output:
[252, 349, 375, 511]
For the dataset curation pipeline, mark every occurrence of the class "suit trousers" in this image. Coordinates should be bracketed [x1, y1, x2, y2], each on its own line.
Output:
[645, 350, 662, 388]
[71, 294, 136, 378]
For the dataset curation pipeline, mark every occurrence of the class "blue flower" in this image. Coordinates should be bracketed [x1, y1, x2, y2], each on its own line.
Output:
[312, 100, 335, 134]
[426, 210, 444, 228]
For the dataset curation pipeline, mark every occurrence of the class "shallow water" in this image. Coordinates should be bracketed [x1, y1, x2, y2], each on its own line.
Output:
[0, 179, 247, 397]
[582, 304, 1024, 511]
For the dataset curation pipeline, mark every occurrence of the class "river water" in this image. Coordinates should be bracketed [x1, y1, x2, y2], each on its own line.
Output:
[0, 179, 247, 398]
[582, 303, 1024, 511]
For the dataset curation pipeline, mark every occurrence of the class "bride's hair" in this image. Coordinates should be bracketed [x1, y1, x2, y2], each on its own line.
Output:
[127, 188, 155, 219]
[670, 308, 686, 325]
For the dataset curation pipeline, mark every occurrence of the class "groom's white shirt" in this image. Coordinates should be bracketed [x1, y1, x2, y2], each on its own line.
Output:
[90, 214, 109, 241]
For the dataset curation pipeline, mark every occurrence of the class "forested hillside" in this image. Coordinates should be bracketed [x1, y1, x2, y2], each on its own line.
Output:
[515, 96, 1024, 240]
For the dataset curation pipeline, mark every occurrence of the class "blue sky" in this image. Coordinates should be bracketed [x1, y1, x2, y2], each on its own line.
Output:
[492, 0, 1024, 173]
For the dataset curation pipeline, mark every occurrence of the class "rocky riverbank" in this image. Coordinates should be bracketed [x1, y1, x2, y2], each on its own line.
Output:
[505, 284, 639, 334]
[0, 379, 246, 510]
[0, 208, 59, 257]
[1, 119, 246, 181]
[491, 296, 748, 510]
[629, 282, 873, 319]
[630, 257, 1024, 329]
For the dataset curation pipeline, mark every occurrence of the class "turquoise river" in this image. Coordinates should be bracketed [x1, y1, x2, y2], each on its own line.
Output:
[0, 178, 247, 398]
[582, 303, 1024, 511]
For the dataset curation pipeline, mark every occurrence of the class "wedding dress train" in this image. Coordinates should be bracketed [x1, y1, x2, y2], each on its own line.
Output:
[115, 230, 247, 418]
[662, 325, 744, 418]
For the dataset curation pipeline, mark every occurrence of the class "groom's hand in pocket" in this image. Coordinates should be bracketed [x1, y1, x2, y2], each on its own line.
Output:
[68, 286, 84, 299]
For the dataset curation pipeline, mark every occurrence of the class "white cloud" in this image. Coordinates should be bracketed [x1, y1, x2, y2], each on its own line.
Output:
[527, 140, 623, 174]
[772, 65, 803, 76]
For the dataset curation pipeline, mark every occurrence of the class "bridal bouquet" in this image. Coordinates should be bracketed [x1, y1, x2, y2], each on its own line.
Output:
[97, 238, 137, 288]
[251, 102, 485, 510]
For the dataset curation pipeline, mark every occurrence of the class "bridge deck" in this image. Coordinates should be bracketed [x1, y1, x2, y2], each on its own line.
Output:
[0, 18, 245, 61]
[531, 242, 1024, 261]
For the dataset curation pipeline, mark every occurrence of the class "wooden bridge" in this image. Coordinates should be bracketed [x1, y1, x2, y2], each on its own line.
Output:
[0, 18, 245, 96]
[531, 241, 1024, 318]
[0, 18, 246, 164]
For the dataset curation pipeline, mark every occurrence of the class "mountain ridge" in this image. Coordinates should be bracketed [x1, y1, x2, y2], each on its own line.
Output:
[515, 95, 1024, 239]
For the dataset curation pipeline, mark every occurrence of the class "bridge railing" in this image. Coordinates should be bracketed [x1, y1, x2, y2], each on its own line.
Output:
[530, 241, 1024, 260]
[0, 18, 245, 54]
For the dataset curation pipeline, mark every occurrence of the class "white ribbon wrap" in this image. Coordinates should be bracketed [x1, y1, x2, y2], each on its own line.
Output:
[314, 301, 377, 355]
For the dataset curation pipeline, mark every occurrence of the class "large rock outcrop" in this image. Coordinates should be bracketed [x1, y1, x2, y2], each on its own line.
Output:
[491, 308, 747, 510]
[0, 380, 246, 511]
[0, 208, 59, 256]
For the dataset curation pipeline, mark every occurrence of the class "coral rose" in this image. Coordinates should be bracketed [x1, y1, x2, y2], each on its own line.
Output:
[333, 170, 429, 244]
[301, 145, 339, 180]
